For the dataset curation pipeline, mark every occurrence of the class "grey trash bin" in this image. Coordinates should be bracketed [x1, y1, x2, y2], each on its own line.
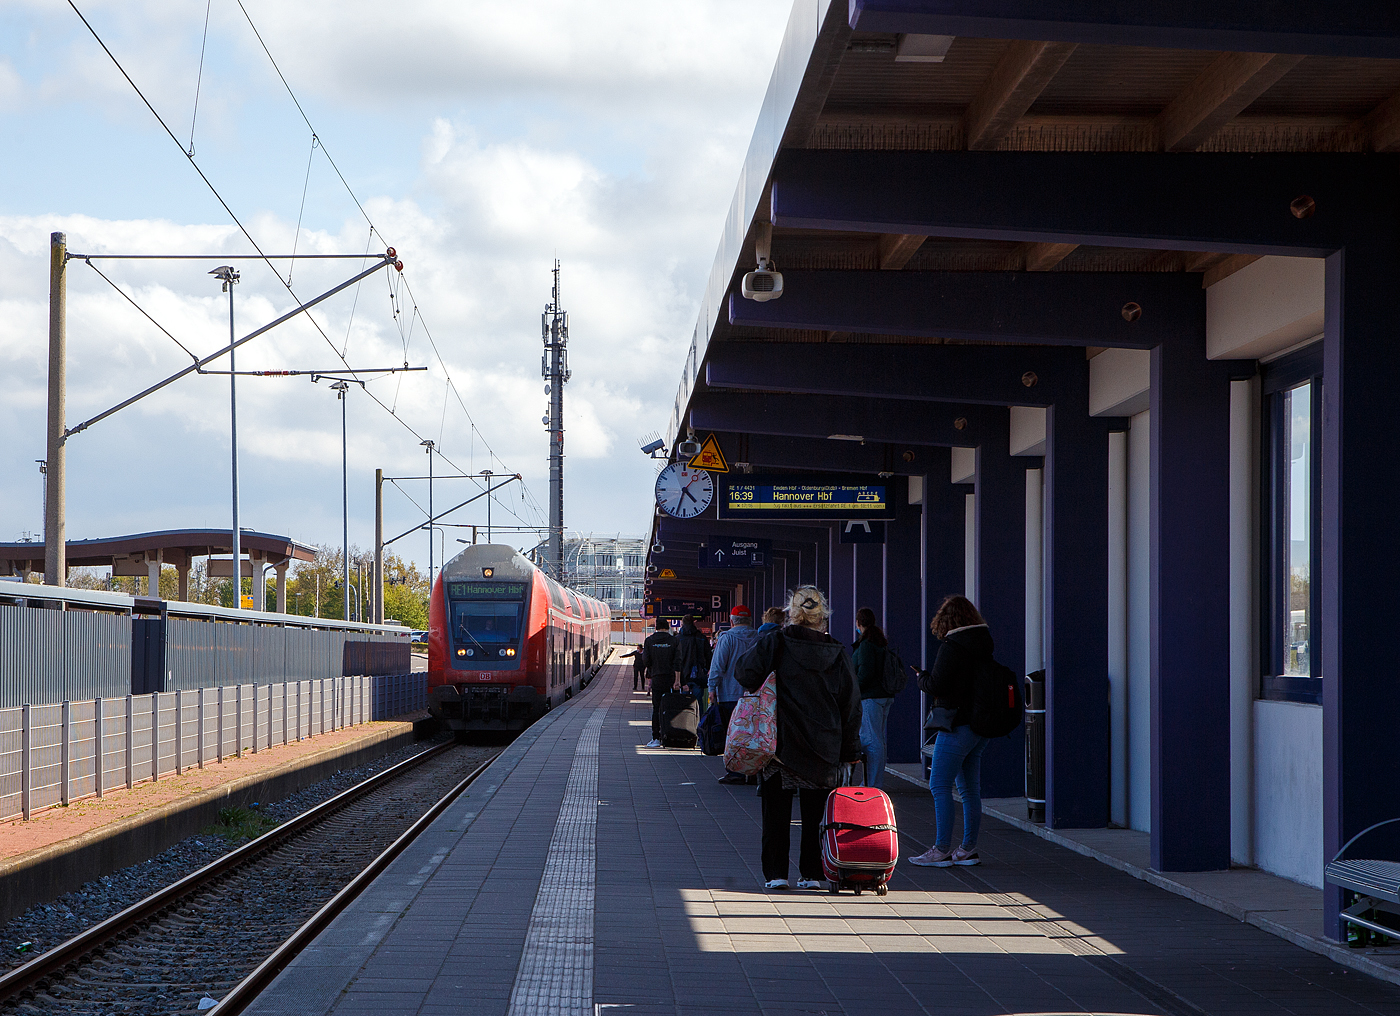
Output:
[1024, 670, 1046, 823]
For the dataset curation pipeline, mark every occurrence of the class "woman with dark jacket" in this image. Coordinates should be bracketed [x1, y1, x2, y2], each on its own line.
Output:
[909, 594, 992, 868]
[851, 606, 893, 789]
[735, 586, 862, 890]
[676, 616, 713, 711]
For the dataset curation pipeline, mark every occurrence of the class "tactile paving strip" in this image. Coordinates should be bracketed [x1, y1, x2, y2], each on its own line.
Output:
[505, 687, 613, 1016]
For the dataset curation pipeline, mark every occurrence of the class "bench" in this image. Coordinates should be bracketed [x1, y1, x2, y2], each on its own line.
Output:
[1325, 819, 1400, 941]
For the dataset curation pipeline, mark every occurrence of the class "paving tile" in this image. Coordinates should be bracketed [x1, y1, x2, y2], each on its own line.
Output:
[247, 664, 1400, 1016]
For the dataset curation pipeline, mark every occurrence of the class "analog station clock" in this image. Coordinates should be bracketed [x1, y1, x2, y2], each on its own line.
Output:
[655, 463, 714, 519]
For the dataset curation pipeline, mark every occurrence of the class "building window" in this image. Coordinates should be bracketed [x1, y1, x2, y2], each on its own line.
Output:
[1261, 343, 1322, 704]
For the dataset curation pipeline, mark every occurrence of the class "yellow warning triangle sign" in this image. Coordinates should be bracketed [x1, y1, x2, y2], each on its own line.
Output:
[687, 433, 729, 473]
[658, 568, 676, 579]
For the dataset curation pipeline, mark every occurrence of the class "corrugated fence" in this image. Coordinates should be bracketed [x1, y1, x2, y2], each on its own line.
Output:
[0, 600, 412, 709]
[0, 672, 428, 822]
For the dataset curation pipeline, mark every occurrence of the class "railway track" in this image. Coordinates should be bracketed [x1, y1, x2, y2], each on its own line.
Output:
[0, 741, 499, 1015]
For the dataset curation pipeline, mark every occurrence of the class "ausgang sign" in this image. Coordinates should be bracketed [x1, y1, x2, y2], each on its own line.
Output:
[719, 474, 893, 521]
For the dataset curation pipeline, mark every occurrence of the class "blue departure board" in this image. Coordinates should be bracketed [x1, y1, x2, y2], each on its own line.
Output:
[719, 474, 893, 520]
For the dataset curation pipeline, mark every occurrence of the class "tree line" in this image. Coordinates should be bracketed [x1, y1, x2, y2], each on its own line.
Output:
[64, 546, 430, 629]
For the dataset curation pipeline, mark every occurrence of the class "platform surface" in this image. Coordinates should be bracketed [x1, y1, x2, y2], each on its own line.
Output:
[247, 664, 1400, 1016]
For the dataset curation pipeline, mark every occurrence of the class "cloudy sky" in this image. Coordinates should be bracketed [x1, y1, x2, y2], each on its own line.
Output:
[0, 0, 792, 571]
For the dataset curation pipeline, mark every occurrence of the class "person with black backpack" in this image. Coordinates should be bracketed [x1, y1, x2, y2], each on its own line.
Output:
[641, 617, 681, 748]
[852, 606, 905, 789]
[909, 594, 1019, 868]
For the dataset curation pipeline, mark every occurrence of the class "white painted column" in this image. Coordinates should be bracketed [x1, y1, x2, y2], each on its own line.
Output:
[1108, 430, 1129, 828]
[1229, 378, 1259, 865]
[964, 492, 978, 604]
[275, 564, 288, 614]
[251, 551, 265, 611]
[147, 551, 162, 598]
[1127, 409, 1153, 832]
[1024, 467, 1044, 675]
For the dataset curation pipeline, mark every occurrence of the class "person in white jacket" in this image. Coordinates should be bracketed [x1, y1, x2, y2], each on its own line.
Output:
[708, 605, 760, 785]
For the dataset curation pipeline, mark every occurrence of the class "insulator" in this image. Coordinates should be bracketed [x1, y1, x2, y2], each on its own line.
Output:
[386, 247, 396, 258]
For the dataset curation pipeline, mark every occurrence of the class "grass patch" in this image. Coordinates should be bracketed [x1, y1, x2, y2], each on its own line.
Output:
[206, 805, 280, 843]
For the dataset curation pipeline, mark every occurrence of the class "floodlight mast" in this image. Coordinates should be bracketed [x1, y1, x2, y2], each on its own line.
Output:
[541, 261, 570, 579]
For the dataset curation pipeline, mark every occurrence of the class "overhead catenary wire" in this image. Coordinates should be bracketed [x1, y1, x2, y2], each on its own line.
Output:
[67, 0, 545, 529]
[186, 0, 211, 156]
[82, 258, 200, 363]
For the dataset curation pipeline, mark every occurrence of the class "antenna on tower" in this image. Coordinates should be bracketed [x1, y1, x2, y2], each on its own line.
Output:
[541, 260, 570, 580]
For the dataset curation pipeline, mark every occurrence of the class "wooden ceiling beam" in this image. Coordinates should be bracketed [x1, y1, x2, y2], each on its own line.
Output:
[1024, 242, 1078, 271]
[1203, 254, 1262, 287]
[1155, 52, 1305, 151]
[1345, 91, 1400, 151]
[877, 233, 926, 270]
[964, 40, 1077, 151]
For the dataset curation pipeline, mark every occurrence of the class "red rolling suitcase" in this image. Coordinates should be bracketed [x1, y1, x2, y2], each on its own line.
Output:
[820, 785, 898, 895]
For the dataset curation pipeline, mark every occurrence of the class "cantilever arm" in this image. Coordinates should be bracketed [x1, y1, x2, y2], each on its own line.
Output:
[65, 255, 397, 439]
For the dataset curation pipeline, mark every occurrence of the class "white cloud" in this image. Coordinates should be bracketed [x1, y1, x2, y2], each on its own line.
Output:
[0, 0, 793, 564]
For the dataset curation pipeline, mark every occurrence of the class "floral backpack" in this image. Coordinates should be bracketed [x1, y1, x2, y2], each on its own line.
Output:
[723, 674, 777, 775]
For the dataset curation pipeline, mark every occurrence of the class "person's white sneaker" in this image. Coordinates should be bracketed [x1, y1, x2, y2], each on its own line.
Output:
[645, 739, 662, 748]
[795, 878, 822, 889]
[764, 878, 789, 890]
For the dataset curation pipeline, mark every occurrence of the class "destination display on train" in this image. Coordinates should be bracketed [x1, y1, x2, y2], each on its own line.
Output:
[447, 582, 527, 599]
[719, 474, 893, 520]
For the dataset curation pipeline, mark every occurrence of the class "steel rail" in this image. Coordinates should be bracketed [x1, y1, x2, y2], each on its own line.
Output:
[209, 754, 497, 1015]
[0, 739, 457, 1003]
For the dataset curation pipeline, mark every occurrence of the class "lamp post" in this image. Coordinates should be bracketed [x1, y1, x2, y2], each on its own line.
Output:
[420, 440, 435, 588]
[210, 266, 241, 605]
[332, 380, 350, 621]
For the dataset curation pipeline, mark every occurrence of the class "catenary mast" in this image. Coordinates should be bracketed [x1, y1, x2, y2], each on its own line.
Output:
[541, 261, 570, 579]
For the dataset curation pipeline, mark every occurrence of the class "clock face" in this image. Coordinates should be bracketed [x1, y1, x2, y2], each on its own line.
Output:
[655, 464, 714, 519]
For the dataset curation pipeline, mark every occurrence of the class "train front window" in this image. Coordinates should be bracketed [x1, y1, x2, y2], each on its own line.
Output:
[452, 601, 521, 645]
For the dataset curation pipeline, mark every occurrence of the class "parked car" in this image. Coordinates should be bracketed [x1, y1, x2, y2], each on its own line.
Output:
[411, 630, 428, 646]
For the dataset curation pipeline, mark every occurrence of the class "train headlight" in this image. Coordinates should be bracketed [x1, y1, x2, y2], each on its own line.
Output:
[498, 648, 507, 657]
[456, 648, 466, 657]
[506, 647, 516, 657]
[465, 648, 474, 657]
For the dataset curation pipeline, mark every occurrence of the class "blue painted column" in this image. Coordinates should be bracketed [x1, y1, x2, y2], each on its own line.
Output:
[885, 477, 924, 763]
[922, 450, 967, 667]
[1322, 247, 1400, 935]
[828, 535, 855, 645]
[1046, 386, 1113, 830]
[854, 543, 884, 622]
[976, 412, 1027, 799]
[1149, 330, 1231, 867]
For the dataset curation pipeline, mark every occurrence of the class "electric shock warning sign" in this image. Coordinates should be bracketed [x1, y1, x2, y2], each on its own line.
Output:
[718, 474, 893, 520]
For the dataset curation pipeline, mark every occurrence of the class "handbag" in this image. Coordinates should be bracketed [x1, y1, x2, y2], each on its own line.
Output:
[923, 704, 958, 733]
[723, 675, 777, 775]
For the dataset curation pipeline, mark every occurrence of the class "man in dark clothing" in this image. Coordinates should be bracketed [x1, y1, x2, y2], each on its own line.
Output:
[641, 617, 680, 748]
[676, 615, 713, 712]
[619, 645, 646, 690]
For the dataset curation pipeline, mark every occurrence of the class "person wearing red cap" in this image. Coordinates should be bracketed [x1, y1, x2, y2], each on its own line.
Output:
[707, 604, 760, 785]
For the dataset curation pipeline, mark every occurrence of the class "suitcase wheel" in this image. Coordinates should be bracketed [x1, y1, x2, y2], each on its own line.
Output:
[876, 884, 888, 896]
[829, 885, 840, 895]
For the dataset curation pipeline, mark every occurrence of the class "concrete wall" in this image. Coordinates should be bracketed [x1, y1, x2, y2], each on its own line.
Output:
[1253, 699, 1324, 887]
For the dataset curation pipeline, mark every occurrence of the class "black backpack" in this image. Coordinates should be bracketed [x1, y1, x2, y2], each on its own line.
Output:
[969, 656, 1024, 738]
[879, 645, 908, 697]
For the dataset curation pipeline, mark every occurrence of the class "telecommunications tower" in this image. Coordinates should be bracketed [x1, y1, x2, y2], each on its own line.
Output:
[541, 261, 570, 579]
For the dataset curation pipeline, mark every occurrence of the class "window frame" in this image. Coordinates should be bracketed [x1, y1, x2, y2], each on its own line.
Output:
[1258, 341, 1323, 705]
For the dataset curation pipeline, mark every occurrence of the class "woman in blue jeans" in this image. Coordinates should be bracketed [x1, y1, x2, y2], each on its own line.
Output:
[910, 595, 992, 867]
[852, 606, 893, 788]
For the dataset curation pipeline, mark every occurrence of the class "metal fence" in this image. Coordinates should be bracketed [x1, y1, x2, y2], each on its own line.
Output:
[0, 587, 411, 708]
[0, 672, 427, 823]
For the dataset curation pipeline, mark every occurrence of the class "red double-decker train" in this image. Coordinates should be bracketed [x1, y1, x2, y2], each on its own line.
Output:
[426, 544, 610, 736]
